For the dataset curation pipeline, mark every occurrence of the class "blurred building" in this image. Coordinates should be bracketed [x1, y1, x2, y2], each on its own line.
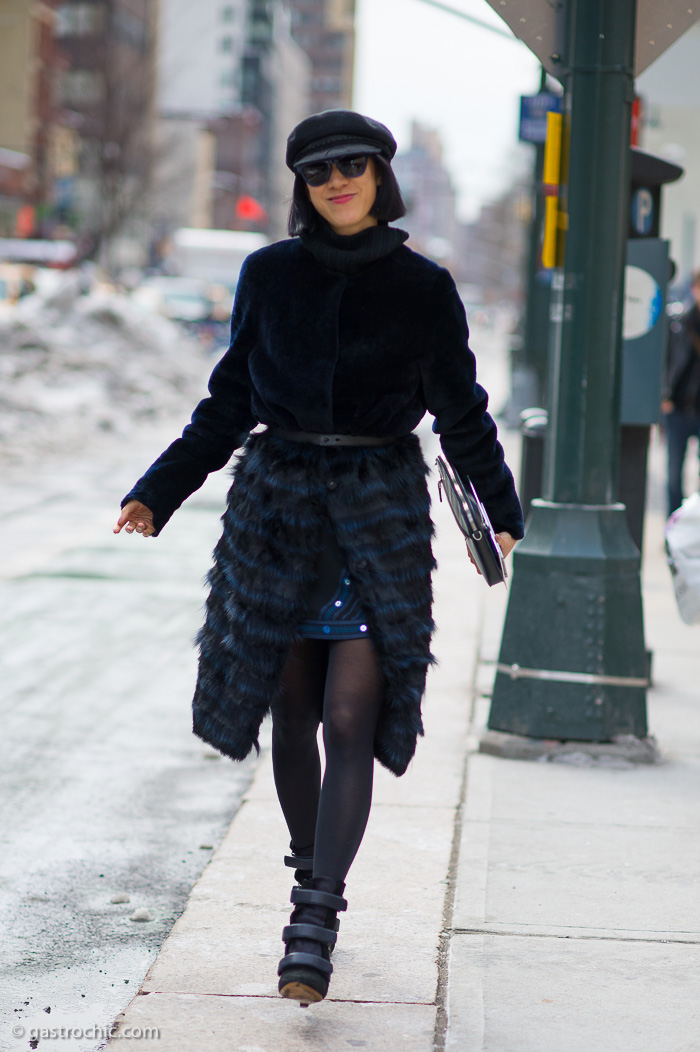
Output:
[53, 0, 158, 268]
[0, 0, 356, 259]
[149, 117, 217, 238]
[155, 0, 311, 242]
[0, 149, 31, 237]
[209, 108, 266, 229]
[0, 0, 65, 237]
[392, 122, 458, 267]
[155, 0, 247, 237]
[287, 0, 355, 113]
[240, 1, 310, 237]
[456, 172, 530, 305]
[393, 121, 529, 302]
[267, 6, 312, 237]
[158, 0, 247, 118]
[637, 22, 700, 292]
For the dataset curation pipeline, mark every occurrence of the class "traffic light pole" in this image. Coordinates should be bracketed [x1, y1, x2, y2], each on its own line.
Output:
[487, 0, 650, 746]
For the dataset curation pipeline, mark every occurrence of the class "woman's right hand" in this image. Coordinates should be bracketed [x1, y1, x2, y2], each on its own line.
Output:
[114, 500, 155, 538]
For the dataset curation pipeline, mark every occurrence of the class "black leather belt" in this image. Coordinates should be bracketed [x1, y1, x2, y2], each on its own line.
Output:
[269, 428, 401, 447]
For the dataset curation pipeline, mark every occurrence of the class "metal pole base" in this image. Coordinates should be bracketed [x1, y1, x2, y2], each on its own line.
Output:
[479, 729, 659, 765]
[488, 499, 648, 742]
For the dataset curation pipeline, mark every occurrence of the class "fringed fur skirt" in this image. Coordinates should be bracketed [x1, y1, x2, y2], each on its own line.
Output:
[192, 429, 437, 776]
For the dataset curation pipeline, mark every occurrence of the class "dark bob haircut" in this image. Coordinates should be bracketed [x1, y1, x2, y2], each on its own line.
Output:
[287, 156, 406, 237]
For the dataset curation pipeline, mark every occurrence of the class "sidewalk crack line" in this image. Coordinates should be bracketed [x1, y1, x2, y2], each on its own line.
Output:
[451, 927, 700, 946]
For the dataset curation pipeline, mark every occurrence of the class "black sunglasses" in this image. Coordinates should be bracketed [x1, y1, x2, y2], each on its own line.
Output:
[296, 155, 370, 187]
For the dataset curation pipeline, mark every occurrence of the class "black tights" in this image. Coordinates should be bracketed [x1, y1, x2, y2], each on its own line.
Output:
[270, 637, 384, 883]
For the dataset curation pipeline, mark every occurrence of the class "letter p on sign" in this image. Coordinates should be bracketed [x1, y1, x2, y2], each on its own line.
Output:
[631, 188, 654, 237]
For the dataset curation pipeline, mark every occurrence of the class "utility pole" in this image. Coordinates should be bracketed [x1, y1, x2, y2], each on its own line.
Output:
[486, 0, 650, 745]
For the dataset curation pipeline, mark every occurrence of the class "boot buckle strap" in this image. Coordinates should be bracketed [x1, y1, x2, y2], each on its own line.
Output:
[284, 854, 313, 871]
[277, 952, 333, 978]
[291, 886, 347, 911]
[282, 922, 337, 946]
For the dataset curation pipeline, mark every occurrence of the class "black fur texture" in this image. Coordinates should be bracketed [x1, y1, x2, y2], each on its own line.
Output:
[192, 431, 436, 777]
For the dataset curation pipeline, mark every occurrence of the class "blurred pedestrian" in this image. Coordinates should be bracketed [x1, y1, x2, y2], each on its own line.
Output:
[114, 110, 523, 1006]
[662, 270, 700, 516]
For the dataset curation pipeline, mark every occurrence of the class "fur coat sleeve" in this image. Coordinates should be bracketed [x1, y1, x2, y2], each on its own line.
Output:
[419, 269, 519, 536]
[122, 259, 258, 533]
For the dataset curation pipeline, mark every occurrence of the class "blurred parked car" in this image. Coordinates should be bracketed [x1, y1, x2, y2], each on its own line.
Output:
[132, 276, 213, 323]
[0, 263, 37, 314]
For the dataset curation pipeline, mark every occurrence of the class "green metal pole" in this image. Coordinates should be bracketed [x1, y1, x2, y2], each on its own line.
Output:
[487, 0, 649, 745]
[545, 0, 635, 505]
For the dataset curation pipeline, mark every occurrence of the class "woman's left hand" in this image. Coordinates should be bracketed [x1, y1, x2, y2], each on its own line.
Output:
[465, 531, 516, 573]
[495, 532, 516, 559]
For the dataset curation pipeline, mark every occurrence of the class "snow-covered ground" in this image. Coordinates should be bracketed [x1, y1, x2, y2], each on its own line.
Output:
[0, 275, 215, 467]
[0, 280, 246, 1052]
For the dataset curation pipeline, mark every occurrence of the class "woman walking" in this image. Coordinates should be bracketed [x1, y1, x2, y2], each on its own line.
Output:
[115, 110, 523, 1006]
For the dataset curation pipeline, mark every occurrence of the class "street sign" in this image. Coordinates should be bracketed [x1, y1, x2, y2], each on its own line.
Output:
[518, 91, 562, 143]
[483, 0, 700, 77]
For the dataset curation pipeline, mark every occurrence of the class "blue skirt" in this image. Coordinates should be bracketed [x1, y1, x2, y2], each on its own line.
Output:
[297, 521, 370, 640]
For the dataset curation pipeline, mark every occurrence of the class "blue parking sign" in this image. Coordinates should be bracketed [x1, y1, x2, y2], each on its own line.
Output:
[631, 187, 655, 236]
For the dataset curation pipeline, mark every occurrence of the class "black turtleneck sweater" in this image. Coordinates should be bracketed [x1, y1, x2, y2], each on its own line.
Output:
[123, 222, 524, 539]
[300, 219, 409, 274]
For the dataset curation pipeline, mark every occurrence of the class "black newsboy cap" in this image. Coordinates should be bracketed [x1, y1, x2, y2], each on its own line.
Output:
[286, 110, 397, 171]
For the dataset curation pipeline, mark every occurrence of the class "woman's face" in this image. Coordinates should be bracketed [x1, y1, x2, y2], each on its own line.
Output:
[306, 157, 381, 236]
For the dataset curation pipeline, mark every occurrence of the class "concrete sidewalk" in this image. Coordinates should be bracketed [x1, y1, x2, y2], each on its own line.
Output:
[446, 501, 700, 1052]
[107, 426, 700, 1052]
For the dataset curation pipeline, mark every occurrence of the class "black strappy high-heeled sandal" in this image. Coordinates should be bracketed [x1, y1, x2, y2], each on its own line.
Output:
[283, 850, 340, 951]
[277, 876, 347, 1005]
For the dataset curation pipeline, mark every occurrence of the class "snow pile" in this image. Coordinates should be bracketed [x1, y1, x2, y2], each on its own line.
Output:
[0, 275, 214, 465]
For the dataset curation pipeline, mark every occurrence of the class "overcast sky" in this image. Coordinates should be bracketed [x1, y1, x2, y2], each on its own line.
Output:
[353, 0, 541, 222]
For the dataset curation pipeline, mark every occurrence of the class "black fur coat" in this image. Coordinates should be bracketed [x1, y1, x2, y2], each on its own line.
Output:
[123, 227, 523, 776]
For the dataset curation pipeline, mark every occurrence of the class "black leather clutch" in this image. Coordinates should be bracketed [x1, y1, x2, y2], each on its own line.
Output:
[435, 456, 508, 587]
